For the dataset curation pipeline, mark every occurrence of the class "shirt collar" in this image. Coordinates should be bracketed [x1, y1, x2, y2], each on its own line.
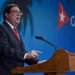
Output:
[5, 21, 14, 29]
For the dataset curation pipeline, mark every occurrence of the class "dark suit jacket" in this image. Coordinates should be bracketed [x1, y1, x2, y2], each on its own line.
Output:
[0, 21, 38, 75]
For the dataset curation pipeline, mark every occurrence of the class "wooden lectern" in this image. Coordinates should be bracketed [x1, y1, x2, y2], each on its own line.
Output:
[11, 48, 75, 75]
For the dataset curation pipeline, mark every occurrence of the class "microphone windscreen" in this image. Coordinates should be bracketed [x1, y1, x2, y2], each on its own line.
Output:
[35, 36, 43, 39]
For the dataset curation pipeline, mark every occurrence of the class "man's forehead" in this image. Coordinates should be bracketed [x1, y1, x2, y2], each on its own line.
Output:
[10, 7, 20, 11]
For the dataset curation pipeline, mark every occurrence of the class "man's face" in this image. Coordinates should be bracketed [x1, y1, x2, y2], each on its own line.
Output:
[5, 6, 22, 27]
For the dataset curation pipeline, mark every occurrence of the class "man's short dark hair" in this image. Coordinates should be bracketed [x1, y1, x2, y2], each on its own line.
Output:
[3, 4, 20, 20]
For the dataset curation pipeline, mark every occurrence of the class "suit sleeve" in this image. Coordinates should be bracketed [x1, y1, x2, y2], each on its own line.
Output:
[0, 27, 25, 61]
[20, 36, 39, 64]
[24, 58, 39, 65]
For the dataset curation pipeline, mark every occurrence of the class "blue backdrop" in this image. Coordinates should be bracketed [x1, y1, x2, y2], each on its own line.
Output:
[0, 0, 75, 75]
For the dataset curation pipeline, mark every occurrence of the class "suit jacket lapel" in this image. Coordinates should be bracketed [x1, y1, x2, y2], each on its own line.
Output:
[3, 21, 23, 49]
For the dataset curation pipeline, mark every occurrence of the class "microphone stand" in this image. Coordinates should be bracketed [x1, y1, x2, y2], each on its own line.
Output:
[35, 36, 57, 50]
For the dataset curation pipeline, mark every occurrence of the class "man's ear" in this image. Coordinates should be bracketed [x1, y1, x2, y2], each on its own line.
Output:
[5, 13, 9, 18]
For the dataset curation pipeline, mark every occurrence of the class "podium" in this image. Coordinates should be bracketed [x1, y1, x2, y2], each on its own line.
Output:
[11, 48, 75, 75]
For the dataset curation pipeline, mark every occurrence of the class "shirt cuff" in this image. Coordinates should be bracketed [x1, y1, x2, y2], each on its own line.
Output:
[23, 53, 28, 59]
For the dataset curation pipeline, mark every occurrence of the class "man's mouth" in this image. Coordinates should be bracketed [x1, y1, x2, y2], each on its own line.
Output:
[16, 17, 20, 20]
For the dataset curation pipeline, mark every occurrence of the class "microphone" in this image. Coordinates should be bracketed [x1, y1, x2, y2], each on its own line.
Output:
[35, 36, 43, 40]
[35, 36, 57, 49]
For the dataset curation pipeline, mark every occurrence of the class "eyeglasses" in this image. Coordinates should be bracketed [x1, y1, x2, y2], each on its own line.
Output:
[9, 10, 23, 15]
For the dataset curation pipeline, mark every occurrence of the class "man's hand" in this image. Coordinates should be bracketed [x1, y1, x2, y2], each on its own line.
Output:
[24, 50, 42, 59]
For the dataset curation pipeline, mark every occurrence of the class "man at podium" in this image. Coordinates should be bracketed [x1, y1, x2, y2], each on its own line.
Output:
[0, 4, 45, 75]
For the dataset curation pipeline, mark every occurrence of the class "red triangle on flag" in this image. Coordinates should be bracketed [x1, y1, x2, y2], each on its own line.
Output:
[58, 2, 69, 28]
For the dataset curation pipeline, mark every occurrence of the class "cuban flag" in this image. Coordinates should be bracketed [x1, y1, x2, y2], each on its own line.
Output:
[58, 1, 69, 28]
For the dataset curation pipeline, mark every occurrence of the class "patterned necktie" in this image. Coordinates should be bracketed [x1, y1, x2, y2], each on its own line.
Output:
[13, 28, 20, 40]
